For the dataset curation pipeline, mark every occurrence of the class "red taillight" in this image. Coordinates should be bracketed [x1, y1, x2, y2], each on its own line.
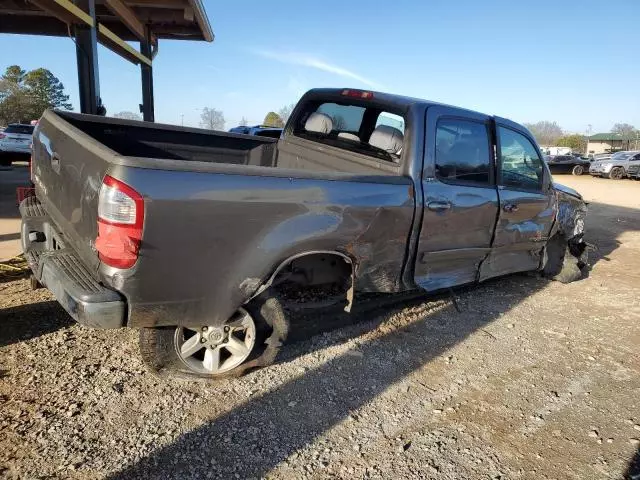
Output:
[341, 89, 374, 99]
[95, 175, 144, 269]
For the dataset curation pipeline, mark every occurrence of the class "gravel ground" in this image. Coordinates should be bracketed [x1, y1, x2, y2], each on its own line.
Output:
[1, 176, 640, 480]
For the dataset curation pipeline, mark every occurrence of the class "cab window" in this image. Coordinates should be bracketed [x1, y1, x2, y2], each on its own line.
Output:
[498, 127, 544, 191]
[435, 119, 491, 185]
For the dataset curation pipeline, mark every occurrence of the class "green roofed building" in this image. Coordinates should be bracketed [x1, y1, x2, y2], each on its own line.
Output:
[587, 132, 638, 154]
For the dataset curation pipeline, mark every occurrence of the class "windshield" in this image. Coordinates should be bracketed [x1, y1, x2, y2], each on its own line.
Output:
[4, 125, 35, 135]
[611, 152, 631, 160]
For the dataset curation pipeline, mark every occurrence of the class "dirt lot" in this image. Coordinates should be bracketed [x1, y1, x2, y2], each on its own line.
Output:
[1, 175, 639, 479]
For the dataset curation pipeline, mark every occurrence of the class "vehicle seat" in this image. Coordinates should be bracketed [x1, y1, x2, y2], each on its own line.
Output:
[369, 125, 404, 161]
[305, 112, 333, 134]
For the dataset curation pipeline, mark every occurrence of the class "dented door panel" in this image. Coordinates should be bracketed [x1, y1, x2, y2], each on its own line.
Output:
[479, 120, 557, 280]
[416, 182, 498, 290]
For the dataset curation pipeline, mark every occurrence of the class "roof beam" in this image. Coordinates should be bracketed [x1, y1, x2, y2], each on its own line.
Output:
[28, 0, 152, 65]
[98, 23, 151, 65]
[29, 0, 93, 26]
[103, 0, 147, 41]
[125, 0, 188, 8]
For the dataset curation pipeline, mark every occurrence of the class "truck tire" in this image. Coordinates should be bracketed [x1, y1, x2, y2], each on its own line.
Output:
[608, 167, 624, 180]
[571, 165, 584, 176]
[542, 234, 584, 284]
[139, 291, 289, 380]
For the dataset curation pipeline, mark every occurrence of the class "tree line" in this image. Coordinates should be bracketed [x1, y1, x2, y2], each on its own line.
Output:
[0, 65, 73, 125]
[199, 103, 297, 131]
[524, 120, 639, 153]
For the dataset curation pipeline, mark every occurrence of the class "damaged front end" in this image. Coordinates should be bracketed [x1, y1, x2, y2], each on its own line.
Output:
[544, 183, 590, 282]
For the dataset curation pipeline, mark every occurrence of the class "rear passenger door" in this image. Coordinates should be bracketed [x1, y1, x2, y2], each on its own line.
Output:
[414, 106, 499, 291]
[478, 122, 556, 280]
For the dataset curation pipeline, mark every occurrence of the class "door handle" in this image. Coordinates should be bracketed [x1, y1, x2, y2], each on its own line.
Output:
[503, 203, 519, 213]
[51, 152, 61, 174]
[427, 201, 451, 211]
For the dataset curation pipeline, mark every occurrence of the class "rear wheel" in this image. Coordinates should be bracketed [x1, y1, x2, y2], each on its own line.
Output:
[139, 291, 289, 380]
[572, 165, 584, 176]
[174, 309, 257, 375]
[608, 167, 624, 180]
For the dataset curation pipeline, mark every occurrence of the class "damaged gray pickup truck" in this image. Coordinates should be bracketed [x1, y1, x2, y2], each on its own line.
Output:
[22, 88, 587, 379]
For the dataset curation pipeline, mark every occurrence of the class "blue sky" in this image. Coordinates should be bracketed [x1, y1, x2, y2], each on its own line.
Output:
[1, 0, 639, 133]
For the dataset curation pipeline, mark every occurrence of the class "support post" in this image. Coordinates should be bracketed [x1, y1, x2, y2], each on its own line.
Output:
[140, 26, 155, 122]
[74, 0, 101, 115]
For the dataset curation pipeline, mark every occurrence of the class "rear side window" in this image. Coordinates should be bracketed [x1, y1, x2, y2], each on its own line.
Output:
[498, 127, 544, 191]
[435, 119, 491, 185]
[5, 125, 35, 135]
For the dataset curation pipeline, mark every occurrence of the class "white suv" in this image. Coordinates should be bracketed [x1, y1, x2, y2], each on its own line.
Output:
[0, 123, 35, 165]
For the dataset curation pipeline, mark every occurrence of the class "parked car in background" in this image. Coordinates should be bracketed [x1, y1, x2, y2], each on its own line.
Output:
[545, 154, 591, 175]
[591, 153, 612, 162]
[0, 123, 35, 166]
[627, 155, 640, 180]
[589, 150, 640, 179]
[540, 146, 572, 156]
[229, 125, 283, 138]
[570, 152, 591, 161]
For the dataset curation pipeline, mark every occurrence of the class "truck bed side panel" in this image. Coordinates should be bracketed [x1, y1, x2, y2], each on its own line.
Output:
[102, 167, 415, 328]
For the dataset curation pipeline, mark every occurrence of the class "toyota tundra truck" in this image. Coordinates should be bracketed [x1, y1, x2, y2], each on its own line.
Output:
[21, 88, 588, 379]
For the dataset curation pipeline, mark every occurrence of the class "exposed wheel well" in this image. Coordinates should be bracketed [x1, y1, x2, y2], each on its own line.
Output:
[259, 251, 355, 311]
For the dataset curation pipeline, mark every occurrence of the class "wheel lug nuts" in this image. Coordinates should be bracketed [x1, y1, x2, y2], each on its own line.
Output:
[224, 326, 230, 332]
[200, 337, 206, 343]
[202, 326, 208, 332]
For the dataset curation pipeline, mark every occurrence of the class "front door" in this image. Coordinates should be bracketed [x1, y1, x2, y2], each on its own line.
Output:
[479, 122, 556, 280]
[414, 106, 499, 291]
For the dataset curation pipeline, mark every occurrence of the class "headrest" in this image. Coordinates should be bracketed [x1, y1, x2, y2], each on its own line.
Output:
[338, 132, 360, 142]
[305, 112, 333, 134]
[369, 125, 403, 155]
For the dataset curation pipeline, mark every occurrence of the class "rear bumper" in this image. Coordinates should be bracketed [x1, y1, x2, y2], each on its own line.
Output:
[20, 196, 125, 329]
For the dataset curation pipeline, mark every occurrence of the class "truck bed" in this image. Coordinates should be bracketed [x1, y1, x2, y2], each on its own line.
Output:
[57, 111, 277, 167]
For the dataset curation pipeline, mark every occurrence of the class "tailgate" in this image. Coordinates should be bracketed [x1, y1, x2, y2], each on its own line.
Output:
[31, 110, 117, 274]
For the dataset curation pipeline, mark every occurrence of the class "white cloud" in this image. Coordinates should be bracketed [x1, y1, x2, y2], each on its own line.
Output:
[252, 49, 381, 89]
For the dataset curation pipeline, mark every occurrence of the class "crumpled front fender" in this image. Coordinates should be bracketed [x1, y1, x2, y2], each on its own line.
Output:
[548, 185, 589, 270]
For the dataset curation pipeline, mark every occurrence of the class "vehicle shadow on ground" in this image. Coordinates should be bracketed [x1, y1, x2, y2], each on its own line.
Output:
[626, 447, 640, 479]
[0, 301, 73, 348]
[108, 200, 639, 479]
[109, 282, 533, 479]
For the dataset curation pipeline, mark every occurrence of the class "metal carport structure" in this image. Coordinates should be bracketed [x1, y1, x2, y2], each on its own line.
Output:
[0, 0, 214, 121]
